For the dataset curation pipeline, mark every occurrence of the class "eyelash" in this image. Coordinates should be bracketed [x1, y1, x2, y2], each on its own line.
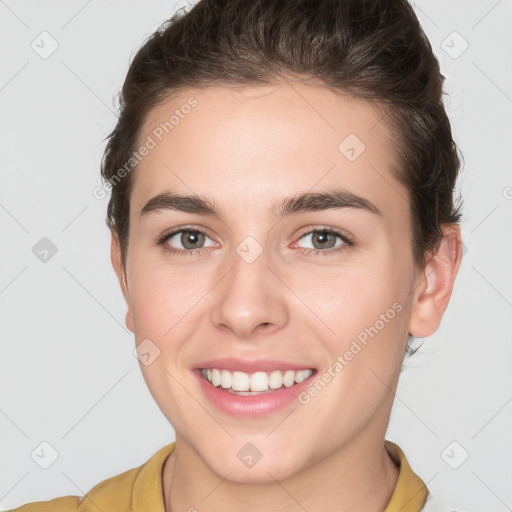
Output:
[156, 226, 354, 258]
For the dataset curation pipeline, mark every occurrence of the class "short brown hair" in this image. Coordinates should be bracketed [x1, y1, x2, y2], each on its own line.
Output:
[101, 0, 464, 353]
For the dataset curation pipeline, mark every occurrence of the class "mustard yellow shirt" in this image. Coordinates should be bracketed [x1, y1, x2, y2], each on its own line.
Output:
[9, 440, 430, 511]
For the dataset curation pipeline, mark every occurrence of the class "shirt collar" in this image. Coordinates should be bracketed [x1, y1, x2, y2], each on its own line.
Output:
[131, 440, 428, 512]
[132, 442, 175, 512]
[384, 440, 429, 511]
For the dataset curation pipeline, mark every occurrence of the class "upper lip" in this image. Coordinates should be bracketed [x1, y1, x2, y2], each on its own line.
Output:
[194, 358, 317, 373]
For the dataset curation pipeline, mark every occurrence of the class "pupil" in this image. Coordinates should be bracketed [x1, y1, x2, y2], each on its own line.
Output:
[182, 231, 204, 249]
[314, 231, 334, 249]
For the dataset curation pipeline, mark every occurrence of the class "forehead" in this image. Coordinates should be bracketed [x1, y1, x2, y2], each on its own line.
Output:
[131, 80, 407, 220]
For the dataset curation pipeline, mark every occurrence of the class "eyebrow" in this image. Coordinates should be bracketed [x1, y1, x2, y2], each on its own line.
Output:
[140, 188, 383, 218]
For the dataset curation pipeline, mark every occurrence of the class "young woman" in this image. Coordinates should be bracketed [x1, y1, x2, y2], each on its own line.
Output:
[12, 0, 465, 510]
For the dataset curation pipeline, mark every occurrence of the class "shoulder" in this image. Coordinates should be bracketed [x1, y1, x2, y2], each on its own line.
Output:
[8, 457, 149, 512]
[7, 495, 82, 512]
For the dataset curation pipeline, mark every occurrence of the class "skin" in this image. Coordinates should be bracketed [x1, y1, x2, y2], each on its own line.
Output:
[111, 78, 463, 512]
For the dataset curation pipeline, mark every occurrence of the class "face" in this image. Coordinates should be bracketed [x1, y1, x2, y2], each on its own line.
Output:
[113, 79, 430, 482]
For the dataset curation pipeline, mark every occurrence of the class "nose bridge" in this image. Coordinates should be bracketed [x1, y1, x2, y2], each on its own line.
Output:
[210, 234, 288, 338]
[231, 234, 270, 290]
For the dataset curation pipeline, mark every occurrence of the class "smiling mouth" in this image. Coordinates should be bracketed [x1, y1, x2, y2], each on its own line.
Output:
[198, 367, 317, 395]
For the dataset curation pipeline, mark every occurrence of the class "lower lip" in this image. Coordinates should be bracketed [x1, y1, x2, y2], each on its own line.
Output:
[193, 369, 316, 418]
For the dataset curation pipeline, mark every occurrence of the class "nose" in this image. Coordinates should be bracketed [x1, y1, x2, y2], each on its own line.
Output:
[209, 245, 289, 340]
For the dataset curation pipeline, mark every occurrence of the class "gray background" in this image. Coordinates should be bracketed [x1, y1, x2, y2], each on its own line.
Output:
[1, 1, 511, 510]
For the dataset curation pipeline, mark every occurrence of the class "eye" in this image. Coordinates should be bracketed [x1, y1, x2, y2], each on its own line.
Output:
[158, 228, 217, 255]
[294, 227, 353, 256]
[156, 225, 353, 258]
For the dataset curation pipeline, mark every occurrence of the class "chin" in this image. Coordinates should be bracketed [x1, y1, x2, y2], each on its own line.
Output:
[222, 464, 298, 485]
[203, 447, 306, 485]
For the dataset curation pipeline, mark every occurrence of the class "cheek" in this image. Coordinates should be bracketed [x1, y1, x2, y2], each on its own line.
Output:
[293, 263, 403, 336]
[128, 264, 210, 340]
[296, 264, 411, 402]
[127, 268, 206, 418]
[288, 253, 413, 379]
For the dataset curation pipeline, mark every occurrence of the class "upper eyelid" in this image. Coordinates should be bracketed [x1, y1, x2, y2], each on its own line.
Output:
[295, 225, 351, 239]
[161, 224, 213, 239]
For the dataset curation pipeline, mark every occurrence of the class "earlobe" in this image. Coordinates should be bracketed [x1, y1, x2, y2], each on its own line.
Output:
[110, 230, 134, 333]
[408, 224, 463, 338]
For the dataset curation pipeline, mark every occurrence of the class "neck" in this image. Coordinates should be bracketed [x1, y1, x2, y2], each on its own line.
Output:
[162, 430, 399, 512]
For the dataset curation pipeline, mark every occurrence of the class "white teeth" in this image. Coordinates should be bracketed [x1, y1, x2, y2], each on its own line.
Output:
[200, 367, 314, 392]
[283, 369, 296, 387]
[211, 368, 221, 386]
[250, 371, 269, 392]
[220, 369, 232, 389]
[232, 371, 250, 391]
[295, 369, 310, 383]
[268, 370, 283, 389]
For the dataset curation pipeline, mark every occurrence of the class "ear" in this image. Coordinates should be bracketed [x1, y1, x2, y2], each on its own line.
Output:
[409, 224, 463, 338]
[110, 230, 134, 333]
